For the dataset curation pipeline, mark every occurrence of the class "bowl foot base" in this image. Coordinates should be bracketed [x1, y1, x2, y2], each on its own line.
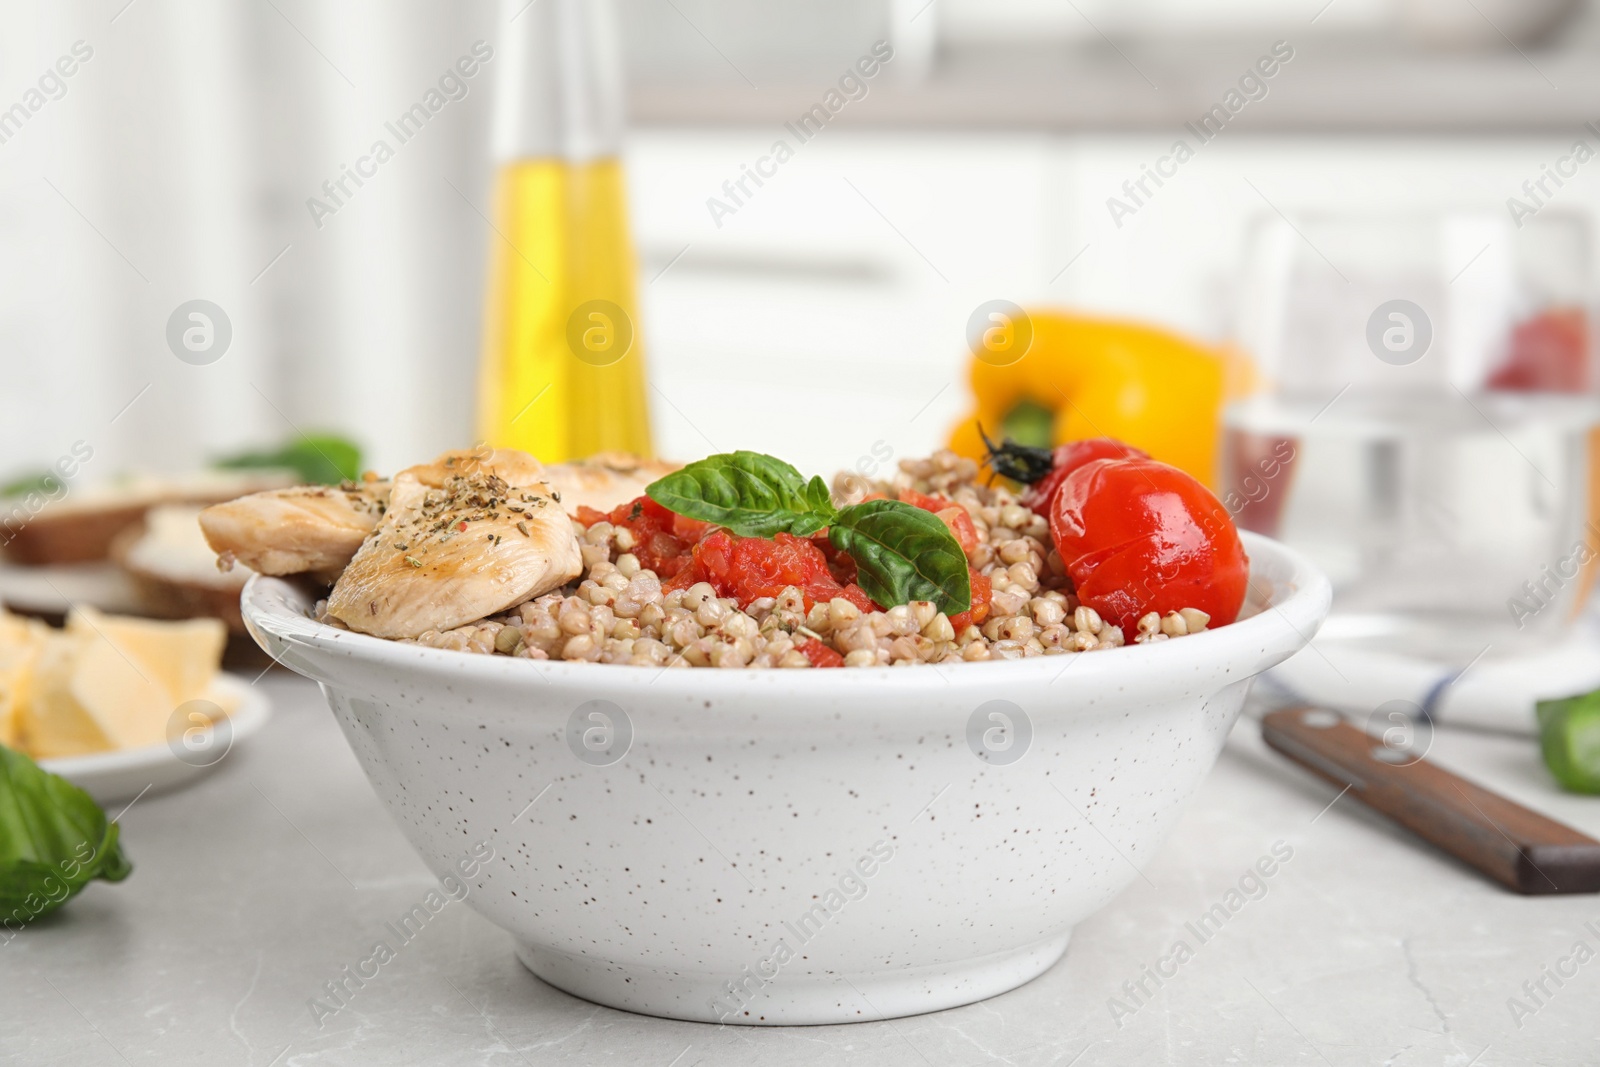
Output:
[515, 930, 1072, 1026]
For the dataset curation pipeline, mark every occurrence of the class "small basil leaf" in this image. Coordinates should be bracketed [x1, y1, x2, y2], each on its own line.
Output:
[0, 744, 131, 924]
[830, 500, 971, 614]
[646, 451, 835, 537]
[803, 475, 834, 514]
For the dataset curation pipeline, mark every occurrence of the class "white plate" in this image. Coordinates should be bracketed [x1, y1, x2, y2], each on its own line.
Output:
[38, 674, 271, 806]
[0, 560, 144, 616]
[1268, 614, 1600, 737]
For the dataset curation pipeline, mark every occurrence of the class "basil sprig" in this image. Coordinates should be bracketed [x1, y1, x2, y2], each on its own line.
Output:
[644, 451, 832, 538]
[646, 452, 971, 614]
[0, 744, 132, 927]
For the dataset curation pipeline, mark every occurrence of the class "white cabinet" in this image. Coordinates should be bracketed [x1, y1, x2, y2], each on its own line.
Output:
[628, 130, 1598, 467]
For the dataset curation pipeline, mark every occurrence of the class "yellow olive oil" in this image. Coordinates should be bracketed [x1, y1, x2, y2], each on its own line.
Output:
[474, 158, 652, 461]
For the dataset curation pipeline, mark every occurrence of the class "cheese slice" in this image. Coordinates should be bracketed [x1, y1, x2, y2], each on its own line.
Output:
[67, 607, 225, 706]
[66, 632, 176, 751]
[0, 611, 49, 748]
[21, 631, 111, 758]
[0, 652, 23, 748]
[22, 608, 227, 758]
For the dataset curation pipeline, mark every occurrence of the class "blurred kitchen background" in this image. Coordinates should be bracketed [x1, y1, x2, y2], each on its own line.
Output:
[3, 0, 1599, 481]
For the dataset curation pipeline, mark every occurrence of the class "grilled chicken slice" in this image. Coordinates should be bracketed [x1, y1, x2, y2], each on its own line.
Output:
[542, 452, 680, 514]
[326, 465, 580, 639]
[196, 451, 544, 583]
[400, 448, 546, 490]
[198, 482, 388, 580]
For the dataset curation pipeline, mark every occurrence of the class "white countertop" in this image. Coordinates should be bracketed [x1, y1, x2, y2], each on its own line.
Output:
[6, 673, 1598, 1066]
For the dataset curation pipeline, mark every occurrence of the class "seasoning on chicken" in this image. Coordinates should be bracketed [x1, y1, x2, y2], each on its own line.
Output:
[325, 462, 581, 640]
[197, 449, 547, 584]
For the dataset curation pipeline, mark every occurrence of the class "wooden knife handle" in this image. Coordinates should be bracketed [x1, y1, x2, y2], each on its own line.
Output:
[1261, 707, 1600, 895]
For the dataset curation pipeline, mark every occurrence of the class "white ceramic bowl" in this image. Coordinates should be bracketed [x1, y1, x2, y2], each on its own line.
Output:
[242, 531, 1329, 1025]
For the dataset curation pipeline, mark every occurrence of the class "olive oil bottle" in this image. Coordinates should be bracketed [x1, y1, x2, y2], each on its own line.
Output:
[475, 0, 652, 460]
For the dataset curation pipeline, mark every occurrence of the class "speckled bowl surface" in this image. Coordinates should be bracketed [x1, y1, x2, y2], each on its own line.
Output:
[242, 530, 1329, 1025]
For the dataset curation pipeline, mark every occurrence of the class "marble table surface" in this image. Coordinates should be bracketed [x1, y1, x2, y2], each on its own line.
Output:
[7, 672, 1599, 1067]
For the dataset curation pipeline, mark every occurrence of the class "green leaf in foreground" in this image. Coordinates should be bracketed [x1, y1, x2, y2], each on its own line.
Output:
[829, 499, 971, 615]
[1536, 691, 1600, 795]
[646, 451, 835, 538]
[0, 744, 131, 927]
[214, 433, 362, 485]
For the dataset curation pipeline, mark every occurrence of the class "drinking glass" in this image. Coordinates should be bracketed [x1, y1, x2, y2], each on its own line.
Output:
[1224, 210, 1600, 662]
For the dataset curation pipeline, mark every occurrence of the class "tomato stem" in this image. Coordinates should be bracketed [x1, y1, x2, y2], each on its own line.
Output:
[978, 424, 1055, 485]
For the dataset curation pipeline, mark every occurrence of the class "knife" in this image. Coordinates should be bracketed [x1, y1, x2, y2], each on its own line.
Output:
[1261, 705, 1600, 895]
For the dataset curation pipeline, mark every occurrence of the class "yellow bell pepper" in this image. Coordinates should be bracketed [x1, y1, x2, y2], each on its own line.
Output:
[948, 310, 1247, 489]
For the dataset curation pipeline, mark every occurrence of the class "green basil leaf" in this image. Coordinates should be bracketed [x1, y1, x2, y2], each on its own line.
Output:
[803, 475, 834, 514]
[646, 451, 836, 537]
[0, 472, 56, 499]
[214, 433, 363, 485]
[0, 744, 131, 925]
[787, 512, 832, 538]
[830, 500, 971, 614]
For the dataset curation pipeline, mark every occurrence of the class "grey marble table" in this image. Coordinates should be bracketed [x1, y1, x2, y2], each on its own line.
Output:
[6, 673, 1598, 1066]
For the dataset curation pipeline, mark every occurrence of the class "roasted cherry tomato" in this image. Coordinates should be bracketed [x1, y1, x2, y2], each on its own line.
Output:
[1049, 457, 1247, 638]
[1033, 439, 1151, 507]
[1057, 439, 1150, 472]
[985, 434, 1150, 516]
